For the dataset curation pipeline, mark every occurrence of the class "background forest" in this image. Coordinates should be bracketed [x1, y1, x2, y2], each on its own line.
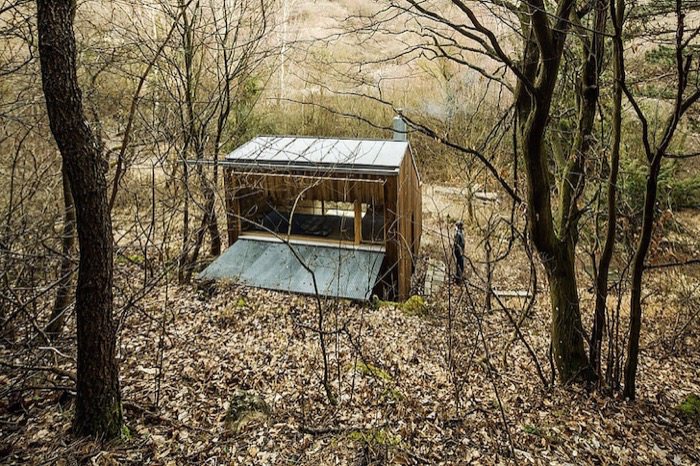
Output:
[1, 0, 700, 464]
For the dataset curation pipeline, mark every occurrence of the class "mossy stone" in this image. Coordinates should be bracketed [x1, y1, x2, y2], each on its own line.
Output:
[400, 295, 427, 316]
[371, 295, 428, 316]
[225, 390, 270, 432]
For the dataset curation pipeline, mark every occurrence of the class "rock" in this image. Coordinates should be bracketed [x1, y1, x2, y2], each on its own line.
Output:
[224, 390, 270, 432]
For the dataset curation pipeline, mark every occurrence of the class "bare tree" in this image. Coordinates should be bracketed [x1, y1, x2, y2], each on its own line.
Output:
[154, 0, 273, 282]
[36, 0, 123, 437]
[338, 0, 604, 382]
[589, 0, 622, 379]
[44, 164, 75, 339]
[620, 0, 700, 400]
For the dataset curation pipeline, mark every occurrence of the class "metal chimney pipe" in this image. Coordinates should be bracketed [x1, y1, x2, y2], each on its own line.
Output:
[392, 112, 407, 141]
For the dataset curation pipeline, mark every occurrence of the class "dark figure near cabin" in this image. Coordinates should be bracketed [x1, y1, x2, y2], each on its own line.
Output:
[453, 221, 465, 283]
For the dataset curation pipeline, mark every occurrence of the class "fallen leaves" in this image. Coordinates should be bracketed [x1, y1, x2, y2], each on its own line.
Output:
[1, 277, 699, 464]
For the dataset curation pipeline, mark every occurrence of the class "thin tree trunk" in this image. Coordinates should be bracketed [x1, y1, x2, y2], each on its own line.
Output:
[621, 0, 700, 398]
[623, 162, 660, 400]
[45, 164, 76, 339]
[180, 0, 221, 266]
[591, 0, 623, 378]
[178, 2, 196, 283]
[37, 0, 123, 438]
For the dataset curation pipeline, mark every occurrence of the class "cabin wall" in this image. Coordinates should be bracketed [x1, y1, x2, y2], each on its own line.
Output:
[395, 149, 422, 300]
[412, 157, 422, 254]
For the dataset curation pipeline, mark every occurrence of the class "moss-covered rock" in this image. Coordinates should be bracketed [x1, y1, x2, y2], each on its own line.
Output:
[400, 295, 427, 316]
[224, 390, 270, 432]
[371, 295, 428, 316]
[676, 394, 700, 419]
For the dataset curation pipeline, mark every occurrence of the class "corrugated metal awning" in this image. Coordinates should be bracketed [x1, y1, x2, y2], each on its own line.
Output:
[198, 239, 385, 301]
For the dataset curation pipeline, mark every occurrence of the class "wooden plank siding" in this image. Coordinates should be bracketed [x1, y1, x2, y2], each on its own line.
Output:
[395, 147, 422, 300]
[383, 175, 399, 298]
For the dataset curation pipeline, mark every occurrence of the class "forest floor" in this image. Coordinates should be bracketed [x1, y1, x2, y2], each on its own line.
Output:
[2, 185, 700, 465]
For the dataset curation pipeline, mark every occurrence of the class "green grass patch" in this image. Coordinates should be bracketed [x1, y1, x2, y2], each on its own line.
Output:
[355, 361, 393, 382]
[348, 428, 402, 447]
[381, 387, 405, 403]
[218, 297, 252, 323]
[115, 253, 145, 266]
[522, 423, 545, 437]
[120, 424, 132, 441]
[676, 394, 700, 419]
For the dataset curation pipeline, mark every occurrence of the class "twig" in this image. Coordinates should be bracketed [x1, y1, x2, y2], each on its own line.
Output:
[0, 361, 76, 382]
[645, 258, 700, 270]
[299, 424, 358, 435]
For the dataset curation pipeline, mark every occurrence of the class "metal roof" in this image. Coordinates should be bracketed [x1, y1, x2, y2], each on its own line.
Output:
[224, 136, 409, 173]
[198, 238, 385, 301]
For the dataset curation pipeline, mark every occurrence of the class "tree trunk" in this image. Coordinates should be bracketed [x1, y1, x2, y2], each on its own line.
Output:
[623, 161, 660, 400]
[37, 0, 123, 438]
[511, 0, 596, 384]
[518, 105, 593, 384]
[223, 168, 240, 246]
[545, 247, 591, 382]
[591, 0, 623, 378]
[184, 206, 211, 283]
[45, 164, 76, 339]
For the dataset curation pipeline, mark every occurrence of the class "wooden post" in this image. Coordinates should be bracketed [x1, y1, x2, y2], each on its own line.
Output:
[384, 176, 399, 299]
[223, 168, 240, 246]
[354, 199, 362, 245]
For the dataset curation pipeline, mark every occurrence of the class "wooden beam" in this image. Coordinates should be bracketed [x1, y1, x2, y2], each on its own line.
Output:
[223, 167, 240, 247]
[354, 200, 362, 245]
[238, 231, 385, 251]
[384, 176, 399, 299]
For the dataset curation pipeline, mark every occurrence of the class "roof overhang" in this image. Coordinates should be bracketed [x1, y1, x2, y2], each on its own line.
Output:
[184, 159, 399, 177]
[220, 159, 400, 176]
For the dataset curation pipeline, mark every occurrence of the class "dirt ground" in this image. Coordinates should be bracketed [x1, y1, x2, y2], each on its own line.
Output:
[2, 184, 699, 465]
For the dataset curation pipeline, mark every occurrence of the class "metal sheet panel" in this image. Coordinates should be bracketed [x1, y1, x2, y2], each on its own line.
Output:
[225, 136, 408, 170]
[199, 239, 385, 301]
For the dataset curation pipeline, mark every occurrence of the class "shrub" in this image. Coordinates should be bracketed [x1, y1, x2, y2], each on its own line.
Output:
[618, 156, 700, 219]
[676, 394, 700, 419]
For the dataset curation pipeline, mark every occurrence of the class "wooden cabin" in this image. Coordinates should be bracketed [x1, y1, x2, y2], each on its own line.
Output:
[201, 127, 421, 301]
